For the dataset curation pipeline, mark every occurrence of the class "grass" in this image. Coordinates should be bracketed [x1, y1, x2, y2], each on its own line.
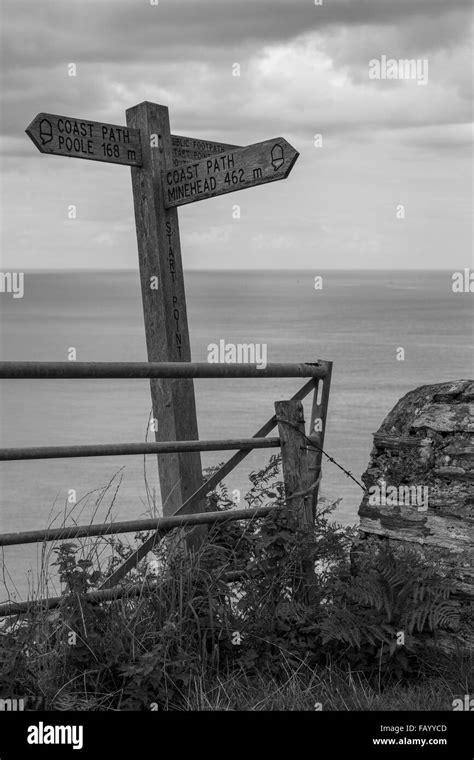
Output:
[4, 618, 468, 712]
[181, 658, 471, 712]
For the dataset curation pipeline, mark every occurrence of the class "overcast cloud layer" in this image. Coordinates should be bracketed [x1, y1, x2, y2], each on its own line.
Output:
[1, 0, 472, 270]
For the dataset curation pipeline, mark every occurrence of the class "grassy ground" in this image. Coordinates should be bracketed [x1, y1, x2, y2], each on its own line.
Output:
[45, 650, 472, 711]
[181, 661, 471, 712]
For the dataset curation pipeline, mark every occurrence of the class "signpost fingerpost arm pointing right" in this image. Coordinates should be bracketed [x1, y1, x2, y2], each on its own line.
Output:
[162, 137, 299, 209]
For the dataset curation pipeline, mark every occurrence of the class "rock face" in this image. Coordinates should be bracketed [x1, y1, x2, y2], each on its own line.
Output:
[357, 379, 473, 600]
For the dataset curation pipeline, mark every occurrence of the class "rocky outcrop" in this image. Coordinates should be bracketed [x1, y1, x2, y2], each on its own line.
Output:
[357, 380, 473, 601]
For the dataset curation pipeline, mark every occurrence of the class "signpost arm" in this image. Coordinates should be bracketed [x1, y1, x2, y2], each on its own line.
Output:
[126, 101, 203, 521]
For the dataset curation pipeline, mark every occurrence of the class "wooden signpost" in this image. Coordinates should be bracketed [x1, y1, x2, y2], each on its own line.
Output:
[25, 101, 300, 526]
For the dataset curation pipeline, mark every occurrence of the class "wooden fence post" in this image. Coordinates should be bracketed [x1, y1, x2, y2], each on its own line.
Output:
[274, 399, 315, 599]
[275, 400, 313, 529]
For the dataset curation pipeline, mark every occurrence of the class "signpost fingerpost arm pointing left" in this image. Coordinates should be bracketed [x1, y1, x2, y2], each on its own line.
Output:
[25, 112, 143, 167]
[25, 112, 240, 168]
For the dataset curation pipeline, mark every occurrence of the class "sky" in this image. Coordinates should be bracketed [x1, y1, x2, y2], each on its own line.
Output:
[0, 0, 472, 270]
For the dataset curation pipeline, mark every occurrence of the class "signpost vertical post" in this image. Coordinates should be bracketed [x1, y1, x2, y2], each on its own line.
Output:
[126, 101, 203, 524]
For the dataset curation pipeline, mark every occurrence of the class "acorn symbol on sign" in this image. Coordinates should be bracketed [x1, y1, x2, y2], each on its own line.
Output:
[39, 119, 53, 145]
[271, 143, 284, 171]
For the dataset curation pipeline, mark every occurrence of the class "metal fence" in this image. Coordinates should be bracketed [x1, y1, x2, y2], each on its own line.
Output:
[0, 360, 332, 616]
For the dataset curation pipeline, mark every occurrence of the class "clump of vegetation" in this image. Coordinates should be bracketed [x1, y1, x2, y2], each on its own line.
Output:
[0, 456, 471, 711]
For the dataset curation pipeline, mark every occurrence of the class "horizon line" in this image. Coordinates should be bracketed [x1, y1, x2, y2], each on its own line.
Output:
[0, 267, 463, 274]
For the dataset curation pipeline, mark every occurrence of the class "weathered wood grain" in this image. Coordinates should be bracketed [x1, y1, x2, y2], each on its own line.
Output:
[26, 112, 143, 166]
[171, 134, 240, 166]
[126, 101, 203, 519]
[275, 399, 316, 600]
[275, 400, 313, 530]
[163, 137, 299, 208]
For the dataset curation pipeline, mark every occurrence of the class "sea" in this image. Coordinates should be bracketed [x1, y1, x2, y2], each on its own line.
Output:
[0, 269, 472, 601]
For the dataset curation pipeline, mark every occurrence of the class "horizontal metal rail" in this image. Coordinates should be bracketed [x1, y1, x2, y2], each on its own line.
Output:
[0, 361, 329, 379]
[0, 505, 275, 548]
[0, 437, 280, 461]
[0, 569, 249, 618]
[0, 508, 270, 615]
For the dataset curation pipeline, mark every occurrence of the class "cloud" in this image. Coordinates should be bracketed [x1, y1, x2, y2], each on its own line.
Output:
[1, 0, 471, 148]
[2, 0, 471, 72]
[401, 122, 474, 151]
[0, 0, 472, 271]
